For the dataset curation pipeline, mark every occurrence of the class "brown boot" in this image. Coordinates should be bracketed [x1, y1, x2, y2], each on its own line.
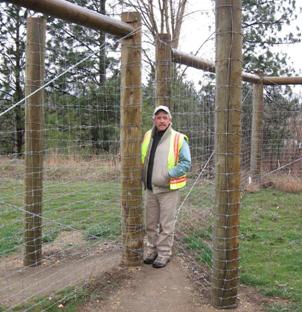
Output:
[143, 250, 157, 264]
[152, 256, 170, 268]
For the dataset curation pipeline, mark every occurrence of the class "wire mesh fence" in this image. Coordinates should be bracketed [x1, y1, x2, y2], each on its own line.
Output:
[171, 68, 215, 293]
[172, 64, 302, 308]
[241, 84, 302, 180]
[0, 16, 126, 310]
[0, 2, 302, 311]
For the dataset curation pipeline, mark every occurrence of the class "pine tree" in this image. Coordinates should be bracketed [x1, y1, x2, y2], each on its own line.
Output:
[0, 4, 27, 156]
[242, 0, 301, 74]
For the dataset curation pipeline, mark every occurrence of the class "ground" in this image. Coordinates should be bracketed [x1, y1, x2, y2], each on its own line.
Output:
[0, 231, 270, 311]
[82, 257, 266, 312]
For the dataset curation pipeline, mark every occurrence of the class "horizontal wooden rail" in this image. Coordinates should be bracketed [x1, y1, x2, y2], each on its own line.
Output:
[263, 76, 302, 85]
[172, 49, 302, 85]
[172, 49, 216, 73]
[6, 0, 134, 38]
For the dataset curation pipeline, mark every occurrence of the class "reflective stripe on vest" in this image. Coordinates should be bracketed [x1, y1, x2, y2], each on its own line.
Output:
[141, 129, 188, 190]
[141, 129, 152, 165]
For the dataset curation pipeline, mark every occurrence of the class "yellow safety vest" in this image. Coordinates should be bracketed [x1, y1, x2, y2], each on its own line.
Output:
[141, 129, 188, 190]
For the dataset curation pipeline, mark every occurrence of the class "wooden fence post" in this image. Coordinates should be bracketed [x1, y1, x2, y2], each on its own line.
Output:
[24, 17, 46, 267]
[155, 33, 172, 108]
[250, 82, 264, 182]
[120, 12, 143, 266]
[212, 0, 242, 308]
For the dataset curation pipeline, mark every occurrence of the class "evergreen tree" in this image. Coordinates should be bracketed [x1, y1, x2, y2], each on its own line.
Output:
[242, 0, 301, 74]
[0, 4, 27, 156]
[0, 1, 120, 155]
[46, 0, 120, 153]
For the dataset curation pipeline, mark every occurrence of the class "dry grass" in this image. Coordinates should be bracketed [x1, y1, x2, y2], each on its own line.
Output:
[0, 153, 120, 182]
[0, 157, 24, 179]
[245, 183, 261, 193]
[268, 175, 302, 193]
[44, 153, 120, 181]
[244, 175, 302, 194]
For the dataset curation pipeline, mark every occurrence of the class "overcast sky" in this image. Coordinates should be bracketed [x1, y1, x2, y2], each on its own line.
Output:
[179, 1, 302, 78]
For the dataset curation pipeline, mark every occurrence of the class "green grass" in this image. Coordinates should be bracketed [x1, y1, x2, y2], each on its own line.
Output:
[11, 266, 126, 312]
[2, 178, 302, 311]
[0, 177, 122, 311]
[182, 186, 302, 310]
[183, 234, 212, 266]
[240, 189, 302, 309]
[179, 181, 214, 267]
[0, 179, 121, 256]
[181, 180, 214, 209]
[13, 285, 89, 312]
[265, 302, 301, 312]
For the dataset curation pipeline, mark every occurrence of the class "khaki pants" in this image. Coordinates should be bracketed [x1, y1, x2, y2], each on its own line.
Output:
[145, 190, 180, 257]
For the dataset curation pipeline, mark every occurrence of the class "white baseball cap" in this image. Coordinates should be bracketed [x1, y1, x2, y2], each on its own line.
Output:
[153, 105, 172, 118]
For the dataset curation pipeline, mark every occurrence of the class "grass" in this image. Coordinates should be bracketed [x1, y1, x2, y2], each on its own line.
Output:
[0, 175, 122, 311]
[240, 188, 302, 310]
[181, 184, 302, 311]
[183, 234, 212, 266]
[12, 285, 89, 312]
[178, 180, 214, 267]
[10, 268, 128, 312]
[14, 288, 89, 311]
[0, 178, 121, 256]
[1, 167, 302, 311]
[265, 302, 301, 312]
[269, 175, 302, 193]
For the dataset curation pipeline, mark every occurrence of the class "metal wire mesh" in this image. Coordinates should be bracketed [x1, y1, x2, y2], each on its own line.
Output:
[0, 16, 124, 310]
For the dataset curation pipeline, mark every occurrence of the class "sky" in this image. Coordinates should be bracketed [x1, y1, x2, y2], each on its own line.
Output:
[178, 0, 302, 80]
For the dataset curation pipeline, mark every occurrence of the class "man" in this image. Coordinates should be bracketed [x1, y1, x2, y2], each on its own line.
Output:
[141, 105, 191, 268]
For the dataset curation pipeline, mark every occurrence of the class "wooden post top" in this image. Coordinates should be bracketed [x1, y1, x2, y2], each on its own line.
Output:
[158, 33, 171, 41]
[27, 16, 47, 21]
[121, 11, 141, 23]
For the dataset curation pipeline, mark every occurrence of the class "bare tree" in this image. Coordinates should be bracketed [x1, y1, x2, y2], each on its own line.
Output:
[118, 0, 188, 48]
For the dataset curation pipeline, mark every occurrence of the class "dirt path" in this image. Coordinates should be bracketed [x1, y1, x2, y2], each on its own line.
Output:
[0, 232, 267, 311]
[0, 232, 121, 308]
[82, 256, 265, 312]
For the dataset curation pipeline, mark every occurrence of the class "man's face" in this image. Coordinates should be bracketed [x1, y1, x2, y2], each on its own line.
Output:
[153, 111, 171, 131]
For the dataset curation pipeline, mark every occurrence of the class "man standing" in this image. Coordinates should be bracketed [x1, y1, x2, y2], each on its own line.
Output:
[141, 105, 191, 268]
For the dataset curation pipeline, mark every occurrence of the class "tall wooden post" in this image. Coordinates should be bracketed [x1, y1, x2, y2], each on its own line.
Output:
[120, 12, 143, 266]
[212, 0, 242, 308]
[155, 33, 172, 108]
[250, 82, 264, 182]
[24, 17, 46, 267]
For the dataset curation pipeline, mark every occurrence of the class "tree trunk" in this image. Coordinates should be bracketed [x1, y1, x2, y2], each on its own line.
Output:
[91, 0, 107, 153]
[14, 8, 24, 157]
[98, 0, 106, 85]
